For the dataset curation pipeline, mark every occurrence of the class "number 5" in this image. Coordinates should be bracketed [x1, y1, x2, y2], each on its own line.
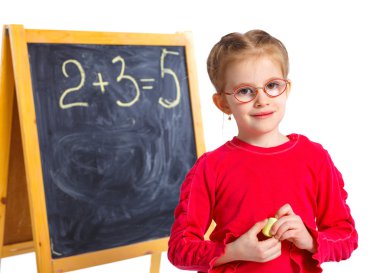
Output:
[159, 49, 181, 108]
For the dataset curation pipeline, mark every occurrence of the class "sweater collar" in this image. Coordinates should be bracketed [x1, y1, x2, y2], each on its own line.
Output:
[229, 134, 299, 155]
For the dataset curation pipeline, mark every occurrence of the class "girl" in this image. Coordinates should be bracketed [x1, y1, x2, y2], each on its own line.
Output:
[168, 30, 358, 273]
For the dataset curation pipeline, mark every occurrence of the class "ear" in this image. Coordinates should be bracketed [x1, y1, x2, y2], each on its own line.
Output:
[285, 80, 292, 97]
[212, 93, 232, 115]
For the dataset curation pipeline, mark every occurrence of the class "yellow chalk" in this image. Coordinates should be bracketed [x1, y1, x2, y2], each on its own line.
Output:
[262, 217, 277, 237]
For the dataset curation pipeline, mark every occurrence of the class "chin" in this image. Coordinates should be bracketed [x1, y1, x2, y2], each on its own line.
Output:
[251, 126, 280, 136]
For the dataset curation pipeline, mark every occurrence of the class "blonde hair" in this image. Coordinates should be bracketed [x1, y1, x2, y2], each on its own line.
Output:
[207, 30, 289, 92]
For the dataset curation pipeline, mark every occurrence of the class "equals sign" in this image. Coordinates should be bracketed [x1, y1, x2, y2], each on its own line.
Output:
[140, 78, 155, 90]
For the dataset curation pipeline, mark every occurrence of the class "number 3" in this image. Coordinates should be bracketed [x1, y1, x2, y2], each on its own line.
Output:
[112, 56, 140, 107]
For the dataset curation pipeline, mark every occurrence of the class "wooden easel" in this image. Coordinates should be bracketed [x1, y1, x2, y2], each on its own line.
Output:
[0, 24, 35, 261]
[0, 25, 206, 273]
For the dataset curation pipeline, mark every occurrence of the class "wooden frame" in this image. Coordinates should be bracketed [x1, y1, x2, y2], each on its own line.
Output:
[0, 24, 18, 259]
[0, 24, 205, 273]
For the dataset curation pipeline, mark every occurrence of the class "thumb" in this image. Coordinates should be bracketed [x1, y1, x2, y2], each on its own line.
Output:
[249, 219, 269, 236]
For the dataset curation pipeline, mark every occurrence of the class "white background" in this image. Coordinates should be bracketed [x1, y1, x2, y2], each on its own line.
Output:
[1, 0, 379, 272]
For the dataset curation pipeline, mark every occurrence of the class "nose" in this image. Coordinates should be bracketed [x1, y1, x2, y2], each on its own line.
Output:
[254, 87, 269, 107]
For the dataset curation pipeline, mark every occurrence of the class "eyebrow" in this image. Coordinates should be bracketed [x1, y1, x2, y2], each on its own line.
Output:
[232, 77, 283, 88]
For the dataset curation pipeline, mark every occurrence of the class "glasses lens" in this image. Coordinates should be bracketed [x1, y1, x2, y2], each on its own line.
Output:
[265, 79, 287, 97]
[234, 85, 256, 102]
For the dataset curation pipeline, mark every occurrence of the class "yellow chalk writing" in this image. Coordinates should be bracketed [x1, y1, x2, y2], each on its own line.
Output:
[93, 73, 109, 93]
[112, 56, 140, 107]
[59, 60, 88, 109]
[159, 49, 181, 109]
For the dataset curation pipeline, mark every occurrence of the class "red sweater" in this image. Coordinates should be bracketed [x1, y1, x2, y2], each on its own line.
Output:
[168, 134, 358, 273]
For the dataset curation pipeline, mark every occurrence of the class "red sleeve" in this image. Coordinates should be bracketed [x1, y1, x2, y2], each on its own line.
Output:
[309, 151, 358, 264]
[167, 154, 225, 272]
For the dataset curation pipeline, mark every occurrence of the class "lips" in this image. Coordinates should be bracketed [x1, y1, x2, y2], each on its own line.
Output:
[252, 111, 274, 118]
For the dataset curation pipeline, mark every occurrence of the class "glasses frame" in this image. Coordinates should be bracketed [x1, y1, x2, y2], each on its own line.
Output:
[223, 78, 290, 103]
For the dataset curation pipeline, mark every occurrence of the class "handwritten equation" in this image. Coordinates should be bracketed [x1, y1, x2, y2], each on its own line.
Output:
[59, 48, 181, 110]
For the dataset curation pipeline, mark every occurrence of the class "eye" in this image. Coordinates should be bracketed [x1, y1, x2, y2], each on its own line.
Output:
[236, 86, 255, 96]
[266, 81, 281, 90]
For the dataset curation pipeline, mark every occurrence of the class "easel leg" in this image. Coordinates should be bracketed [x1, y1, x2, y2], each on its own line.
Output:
[149, 253, 161, 273]
[1, 26, 16, 263]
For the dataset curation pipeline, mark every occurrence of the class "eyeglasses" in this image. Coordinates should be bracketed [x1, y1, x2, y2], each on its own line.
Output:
[224, 78, 289, 103]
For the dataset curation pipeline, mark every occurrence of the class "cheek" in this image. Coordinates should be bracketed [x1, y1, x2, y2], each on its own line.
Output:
[230, 103, 250, 116]
[225, 98, 242, 114]
[276, 97, 288, 109]
[275, 99, 287, 116]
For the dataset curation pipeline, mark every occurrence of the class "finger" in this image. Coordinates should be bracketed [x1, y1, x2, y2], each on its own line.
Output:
[261, 242, 282, 262]
[272, 216, 297, 239]
[270, 215, 288, 236]
[275, 203, 295, 219]
[276, 216, 304, 241]
[255, 239, 281, 263]
[262, 250, 281, 263]
[260, 237, 280, 249]
[278, 230, 296, 242]
[249, 219, 269, 235]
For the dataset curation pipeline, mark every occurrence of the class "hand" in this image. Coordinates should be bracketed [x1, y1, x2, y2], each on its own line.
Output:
[230, 219, 282, 263]
[271, 204, 316, 253]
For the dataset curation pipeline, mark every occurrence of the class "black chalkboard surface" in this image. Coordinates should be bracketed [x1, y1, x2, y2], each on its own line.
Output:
[27, 43, 197, 258]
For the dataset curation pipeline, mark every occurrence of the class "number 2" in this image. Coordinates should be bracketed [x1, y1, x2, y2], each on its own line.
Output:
[59, 59, 88, 109]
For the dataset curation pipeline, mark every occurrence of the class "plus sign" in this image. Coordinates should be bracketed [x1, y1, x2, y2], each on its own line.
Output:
[92, 73, 109, 94]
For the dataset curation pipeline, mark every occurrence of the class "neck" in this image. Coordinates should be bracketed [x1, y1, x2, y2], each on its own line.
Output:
[237, 130, 289, 148]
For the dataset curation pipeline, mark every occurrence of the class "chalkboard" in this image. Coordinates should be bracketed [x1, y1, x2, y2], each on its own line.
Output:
[27, 43, 197, 258]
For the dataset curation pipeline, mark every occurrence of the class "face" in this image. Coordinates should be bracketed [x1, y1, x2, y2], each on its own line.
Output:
[218, 56, 289, 142]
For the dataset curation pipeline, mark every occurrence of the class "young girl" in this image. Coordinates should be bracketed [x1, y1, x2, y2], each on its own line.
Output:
[168, 30, 358, 273]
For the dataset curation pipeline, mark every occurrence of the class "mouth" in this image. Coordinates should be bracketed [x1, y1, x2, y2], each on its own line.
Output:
[252, 111, 274, 119]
